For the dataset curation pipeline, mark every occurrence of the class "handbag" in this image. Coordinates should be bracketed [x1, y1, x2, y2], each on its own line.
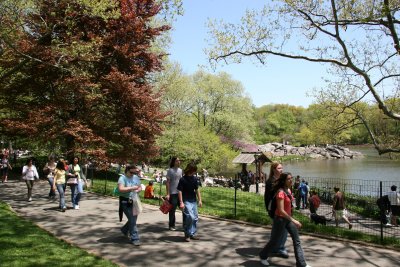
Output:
[131, 194, 143, 216]
[159, 198, 173, 214]
[67, 178, 78, 185]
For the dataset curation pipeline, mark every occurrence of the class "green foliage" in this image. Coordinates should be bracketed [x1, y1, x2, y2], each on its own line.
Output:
[0, 201, 118, 267]
[206, 0, 400, 155]
[154, 62, 254, 170]
[156, 116, 237, 173]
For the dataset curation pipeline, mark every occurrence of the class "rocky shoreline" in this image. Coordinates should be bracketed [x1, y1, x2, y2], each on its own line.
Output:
[258, 143, 363, 159]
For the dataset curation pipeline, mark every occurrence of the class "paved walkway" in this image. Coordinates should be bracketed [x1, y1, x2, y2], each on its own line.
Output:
[1, 180, 400, 267]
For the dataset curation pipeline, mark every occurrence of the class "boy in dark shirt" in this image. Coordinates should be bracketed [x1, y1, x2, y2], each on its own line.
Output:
[177, 163, 203, 242]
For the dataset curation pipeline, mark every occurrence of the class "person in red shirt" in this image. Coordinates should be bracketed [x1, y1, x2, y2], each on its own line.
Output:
[259, 172, 311, 267]
[308, 190, 321, 214]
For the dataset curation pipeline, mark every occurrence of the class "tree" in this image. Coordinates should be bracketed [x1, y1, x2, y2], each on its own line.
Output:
[191, 70, 255, 141]
[156, 116, 237, 173]
[0, 0, 171, 163]
[206, 0, 400, 154]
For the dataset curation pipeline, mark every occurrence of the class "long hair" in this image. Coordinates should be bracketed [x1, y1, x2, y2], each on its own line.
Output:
[183, 162, 197, 176]
[268, 161, 281, 180]
[272, 172, 292, 192]
[56, 161, 65, 170]
[169, 156, 178, 168]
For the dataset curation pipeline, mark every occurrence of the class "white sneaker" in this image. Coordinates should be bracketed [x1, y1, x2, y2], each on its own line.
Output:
[305, 265, 312, 267]
[74, 205, 80, 210]
[28, 197, 32, 202]
[260, 259, 269, 266]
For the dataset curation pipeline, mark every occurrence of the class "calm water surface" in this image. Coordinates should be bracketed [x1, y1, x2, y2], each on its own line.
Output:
[274, 146, 400, 182]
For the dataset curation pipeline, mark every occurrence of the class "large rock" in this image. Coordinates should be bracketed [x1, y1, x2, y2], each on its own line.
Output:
[258, 143, 363, 159]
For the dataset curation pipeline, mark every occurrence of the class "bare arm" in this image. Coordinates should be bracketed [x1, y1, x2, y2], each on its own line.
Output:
[196, 189, 202, 208]
[277, 196, 301, 228]
[178, 191, 184, 209]
[118, 183, 140, 193]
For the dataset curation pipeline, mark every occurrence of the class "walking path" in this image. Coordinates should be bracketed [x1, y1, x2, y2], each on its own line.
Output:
[1, 180, 400, 267]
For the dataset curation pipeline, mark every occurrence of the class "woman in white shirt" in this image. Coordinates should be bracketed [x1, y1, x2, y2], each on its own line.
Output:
[22, 158, 39, 202]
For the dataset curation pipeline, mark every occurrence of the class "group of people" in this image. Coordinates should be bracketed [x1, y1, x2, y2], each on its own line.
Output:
[118, 157, 202, 246]
[377, 185, 400, 226]
[20, 156, 87, 211]
[261, 161, 354, 266]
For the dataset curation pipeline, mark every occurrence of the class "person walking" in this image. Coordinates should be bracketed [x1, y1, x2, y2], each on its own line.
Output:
[67, 157, 87, 210]
[22, 158, 39, 202]
[264, 162, 288, 258]
[1, 154, 12, 183]
[43, 155, 57, 199]
[387, 185, 400, 226]
[299, 179, 309, 209]
[332, 187, 352, 229]
[177, 163, 202, 242]
[259, 172, 311, 267]
[166, 156, 183, 231]
[52, 161, 67, 212]
[118, 165, 142, 246]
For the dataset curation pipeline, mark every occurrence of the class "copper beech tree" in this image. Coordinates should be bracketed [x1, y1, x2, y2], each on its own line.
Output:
[0, 0, 170, 163]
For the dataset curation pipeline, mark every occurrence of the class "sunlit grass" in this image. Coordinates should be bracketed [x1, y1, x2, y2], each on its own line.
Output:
[0, 202, 118, 267]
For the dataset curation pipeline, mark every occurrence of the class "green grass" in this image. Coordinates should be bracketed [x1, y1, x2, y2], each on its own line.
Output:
[89, 178, 400, 248]
[0, 201, 119, 267]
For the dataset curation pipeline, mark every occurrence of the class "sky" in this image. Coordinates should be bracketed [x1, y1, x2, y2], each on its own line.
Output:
[168, 0, 330, 108]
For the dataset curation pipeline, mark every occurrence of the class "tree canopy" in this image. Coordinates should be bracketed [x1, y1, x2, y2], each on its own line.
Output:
[0, 0, 175, 163]
[206, 0, 400, 154]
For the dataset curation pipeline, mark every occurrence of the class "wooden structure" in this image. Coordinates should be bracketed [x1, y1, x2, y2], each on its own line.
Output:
[232, 150, 273, 184]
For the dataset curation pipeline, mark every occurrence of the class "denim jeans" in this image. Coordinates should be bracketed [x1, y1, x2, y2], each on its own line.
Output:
[259, 216, 307, 267]
[301, 194, 307, 208]
[56, 184, 65, 208]
[70, 181, 84, 206]
[47, 178, 56, 197]
[121, 200, 139, 242]
[168, 194, 179, 228]
[183, 200, 198, 237]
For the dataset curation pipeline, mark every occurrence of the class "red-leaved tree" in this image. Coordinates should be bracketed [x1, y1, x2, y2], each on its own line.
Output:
[0, 0, 170, 164]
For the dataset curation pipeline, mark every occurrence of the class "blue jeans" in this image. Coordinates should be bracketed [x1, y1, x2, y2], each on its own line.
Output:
[301, 194, 307, 208]
[121, 200, 139, 242]
[260, 216, 307, 267]
[47, 178, 56, 197]
[56, 184, 65, 208]
[70, 181, 84, 206]
[183, 200, 198, 237]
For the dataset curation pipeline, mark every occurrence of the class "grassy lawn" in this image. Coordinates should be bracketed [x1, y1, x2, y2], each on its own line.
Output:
[0, 201, 118, 267]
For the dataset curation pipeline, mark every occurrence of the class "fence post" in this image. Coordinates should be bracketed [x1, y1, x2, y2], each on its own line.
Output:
[380, 181, 383, 244]
[234, 173, 237, 218]
[104, 168, 108, 195]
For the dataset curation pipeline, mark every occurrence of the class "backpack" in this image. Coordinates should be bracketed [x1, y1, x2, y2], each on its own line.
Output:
[267, 189, 292, 218]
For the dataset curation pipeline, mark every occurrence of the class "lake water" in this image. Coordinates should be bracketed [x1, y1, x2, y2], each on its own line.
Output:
[272, 146, 400, 182]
